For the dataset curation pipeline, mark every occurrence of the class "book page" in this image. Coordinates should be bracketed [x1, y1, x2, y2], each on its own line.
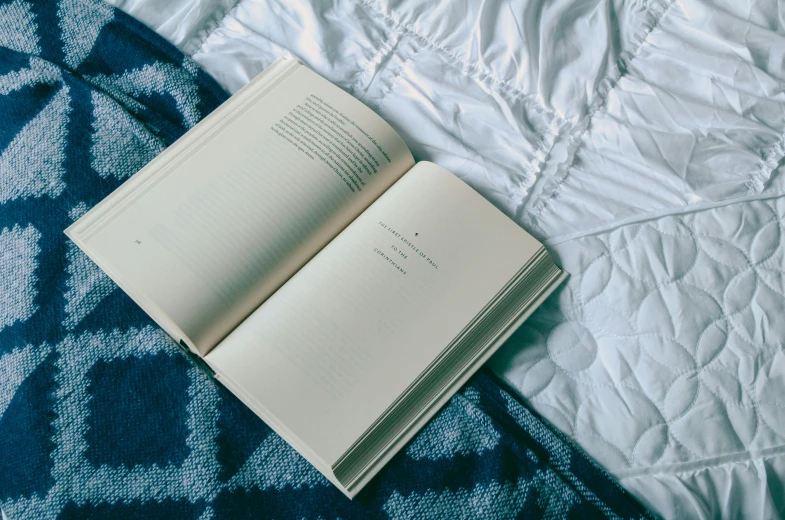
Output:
[67, 60, 414, 354]
[206, 162, 542, 465]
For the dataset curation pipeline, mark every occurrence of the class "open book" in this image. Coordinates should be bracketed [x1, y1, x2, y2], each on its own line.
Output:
[66, 58, 566, 498]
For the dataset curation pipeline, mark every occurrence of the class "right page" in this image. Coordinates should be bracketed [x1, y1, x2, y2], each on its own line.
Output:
[206, 162, 542, 466]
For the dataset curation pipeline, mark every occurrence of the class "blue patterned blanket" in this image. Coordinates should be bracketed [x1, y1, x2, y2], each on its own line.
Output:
[0, 1, 652, 518]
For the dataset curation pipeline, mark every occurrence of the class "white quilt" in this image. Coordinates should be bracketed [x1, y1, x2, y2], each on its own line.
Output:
[107, 0, 785, 517]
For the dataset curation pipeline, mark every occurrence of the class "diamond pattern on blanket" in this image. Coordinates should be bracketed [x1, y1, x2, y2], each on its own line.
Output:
[86, 61, 202, 129]
[0, 55, 59, 94]
[0, 224, 40, 329]
[85, 352, 191, 467]
[89, 91, 165, 179]
[406, 393, 500, 460]
[62, 241, 115, 330]
[0, 348, 56, 500]
[0, 0, 39, 54]
[57, 0, 113, 69]
[0, 1, 651, 518]
[57, 500, 203, 520]
[381, 478, 537, 519]
[0, 83, 69, 203]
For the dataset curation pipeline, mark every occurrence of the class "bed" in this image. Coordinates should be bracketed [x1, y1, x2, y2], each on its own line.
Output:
[111, 0, 785, 517]
[0, 0, 649, 518]
[2, 0, 783, 517]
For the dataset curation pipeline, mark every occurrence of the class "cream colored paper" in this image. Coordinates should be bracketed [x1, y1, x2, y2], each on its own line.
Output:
[206, 162, 541, 466]
[66, 60, 413, 354]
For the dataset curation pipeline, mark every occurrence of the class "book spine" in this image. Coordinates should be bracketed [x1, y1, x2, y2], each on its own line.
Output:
[178, 339, 216, 378]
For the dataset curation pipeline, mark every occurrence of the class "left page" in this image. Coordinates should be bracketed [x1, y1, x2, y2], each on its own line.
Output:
[66, 59, 414, 355]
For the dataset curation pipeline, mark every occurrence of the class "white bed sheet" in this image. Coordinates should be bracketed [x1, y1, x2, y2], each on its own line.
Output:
[107, 0, 785, 516]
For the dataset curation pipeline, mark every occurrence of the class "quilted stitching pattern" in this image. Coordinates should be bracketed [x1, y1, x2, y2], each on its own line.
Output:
[492, 196, 785, 514]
